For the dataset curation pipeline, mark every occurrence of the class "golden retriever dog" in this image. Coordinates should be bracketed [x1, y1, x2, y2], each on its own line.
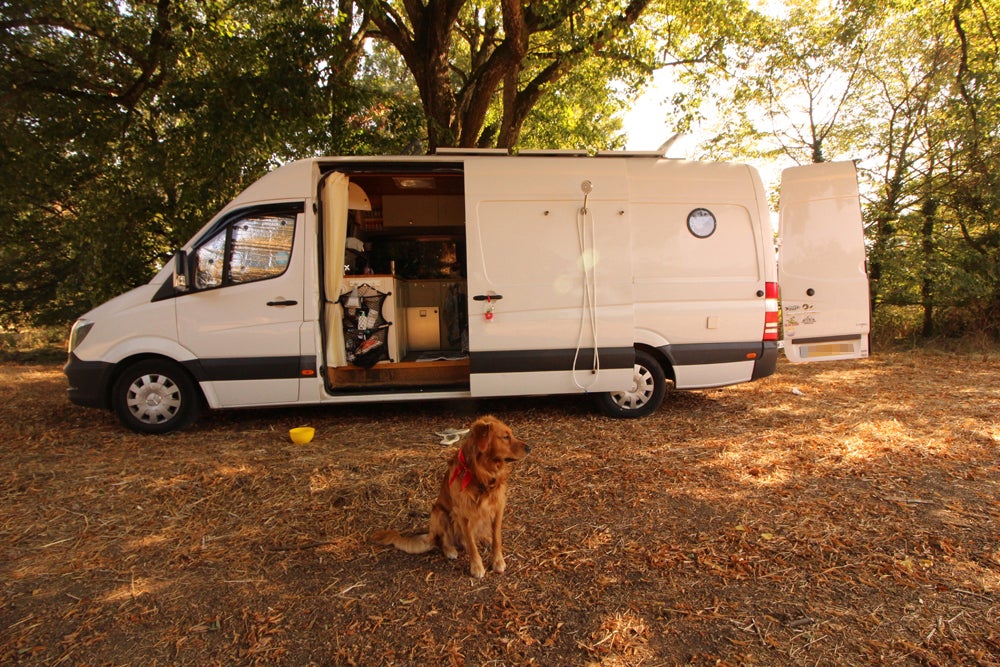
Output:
[371, 415, 530, 578]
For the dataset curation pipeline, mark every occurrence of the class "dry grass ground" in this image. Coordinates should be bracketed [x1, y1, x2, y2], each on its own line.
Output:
[1, 350, 998, 665]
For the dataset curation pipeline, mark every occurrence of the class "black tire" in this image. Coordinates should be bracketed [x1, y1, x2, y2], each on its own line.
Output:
[595, 349, 669, 418]
[111, 359, 201, 434]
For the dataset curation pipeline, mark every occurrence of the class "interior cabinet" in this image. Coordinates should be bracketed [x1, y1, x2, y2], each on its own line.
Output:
[382, 195, 464, 227]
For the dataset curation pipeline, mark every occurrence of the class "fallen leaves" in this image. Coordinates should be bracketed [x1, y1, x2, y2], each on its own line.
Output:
[0, 350, 998, 664]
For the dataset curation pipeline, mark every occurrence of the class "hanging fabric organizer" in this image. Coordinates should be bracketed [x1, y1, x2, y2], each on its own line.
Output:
[339, 283, 392, 368]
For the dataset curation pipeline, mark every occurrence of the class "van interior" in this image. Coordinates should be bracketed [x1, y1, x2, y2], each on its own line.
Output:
[320, 164, 471, 392]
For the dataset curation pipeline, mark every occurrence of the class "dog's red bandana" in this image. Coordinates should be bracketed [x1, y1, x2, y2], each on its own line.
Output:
[450, 449, 474, 490]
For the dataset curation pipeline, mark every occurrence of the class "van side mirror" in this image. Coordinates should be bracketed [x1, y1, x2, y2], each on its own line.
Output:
[173, 250, 190, 291]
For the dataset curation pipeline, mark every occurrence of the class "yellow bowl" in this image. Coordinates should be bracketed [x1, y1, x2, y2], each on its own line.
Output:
[289, 426, 315, 444]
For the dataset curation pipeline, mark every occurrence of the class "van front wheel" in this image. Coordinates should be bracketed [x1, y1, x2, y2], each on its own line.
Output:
[595, 350, 668, 418]
[112, 360, 201, 434]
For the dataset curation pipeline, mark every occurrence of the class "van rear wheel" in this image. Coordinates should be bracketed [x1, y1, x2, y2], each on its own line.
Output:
[595, 350, 668, 418]
[112, 359, 201, 434]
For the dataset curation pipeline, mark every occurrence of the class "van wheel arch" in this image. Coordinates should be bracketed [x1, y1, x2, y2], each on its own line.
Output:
[109, 356, 203, 434]
[639, 345, 674, 385]
[594, 347, 673, 419]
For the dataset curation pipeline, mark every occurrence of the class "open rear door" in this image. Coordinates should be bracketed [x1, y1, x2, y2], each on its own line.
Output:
[778, 161, 870, 363]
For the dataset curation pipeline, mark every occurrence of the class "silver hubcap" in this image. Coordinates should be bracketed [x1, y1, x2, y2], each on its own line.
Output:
[610, 363, 654, 410]
[126, 373, 181, 424]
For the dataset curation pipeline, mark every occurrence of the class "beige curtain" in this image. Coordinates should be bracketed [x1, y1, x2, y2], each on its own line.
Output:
[323, 173, 349, 367]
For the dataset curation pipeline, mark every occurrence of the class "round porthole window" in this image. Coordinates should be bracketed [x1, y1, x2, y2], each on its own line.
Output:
[687, 208, 717, 238]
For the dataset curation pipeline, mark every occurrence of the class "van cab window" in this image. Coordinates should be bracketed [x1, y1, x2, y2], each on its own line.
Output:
[194, 211, 297, 289]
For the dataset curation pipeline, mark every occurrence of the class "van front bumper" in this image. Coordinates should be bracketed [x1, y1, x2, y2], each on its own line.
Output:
[64, 354, 113, 409]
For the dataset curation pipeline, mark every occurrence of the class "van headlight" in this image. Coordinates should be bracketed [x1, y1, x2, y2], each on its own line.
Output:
[68, 319, 94, 354]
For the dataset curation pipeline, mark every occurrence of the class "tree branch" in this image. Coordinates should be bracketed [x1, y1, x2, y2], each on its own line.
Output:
[498, 0, 652, 146]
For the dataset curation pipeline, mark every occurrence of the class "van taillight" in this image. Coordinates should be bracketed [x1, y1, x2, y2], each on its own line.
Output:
[763, 282, 779, 341]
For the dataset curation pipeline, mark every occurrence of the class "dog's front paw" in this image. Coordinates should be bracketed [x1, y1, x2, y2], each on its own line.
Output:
[443, 546, 458, 560]
[492, 555, 506, 573]
[470, 559, 486, 579]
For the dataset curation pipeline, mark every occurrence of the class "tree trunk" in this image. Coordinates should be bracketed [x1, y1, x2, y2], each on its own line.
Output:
[366, 1, 464, 152]
[920, 197, 937, 338]
[365, 0, 652, 151]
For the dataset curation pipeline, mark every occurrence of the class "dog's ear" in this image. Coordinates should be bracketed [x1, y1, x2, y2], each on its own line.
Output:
[471, 418, 494, 452]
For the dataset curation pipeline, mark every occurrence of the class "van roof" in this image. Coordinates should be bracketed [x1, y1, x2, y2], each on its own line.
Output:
[226, 151, 738, 211]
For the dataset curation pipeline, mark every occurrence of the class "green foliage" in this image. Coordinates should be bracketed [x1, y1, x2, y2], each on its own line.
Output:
[0, 325, 67, 362]
[514, 60, 632, 151]
[3, 0, 997, 343]
[362, 0, 669, 150]
[0, 0, 352, 326]
[861, 0, 1000, 338]
[326, 41, 427, 155]
[2, 1, 669, 328]
[685, 0, 1000, 340]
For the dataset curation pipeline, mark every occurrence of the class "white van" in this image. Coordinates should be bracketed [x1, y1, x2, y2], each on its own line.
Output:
[64, 150, 870, 433]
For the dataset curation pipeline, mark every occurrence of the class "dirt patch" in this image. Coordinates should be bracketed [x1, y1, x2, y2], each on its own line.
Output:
[1, 352, 998, 665]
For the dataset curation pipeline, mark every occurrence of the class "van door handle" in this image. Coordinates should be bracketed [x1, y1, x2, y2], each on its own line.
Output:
[473, 294, 503, 301]
[267, 299, 298, 307]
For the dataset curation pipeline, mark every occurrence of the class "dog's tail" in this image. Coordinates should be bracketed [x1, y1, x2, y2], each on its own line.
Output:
[370, 529, 435, 554]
